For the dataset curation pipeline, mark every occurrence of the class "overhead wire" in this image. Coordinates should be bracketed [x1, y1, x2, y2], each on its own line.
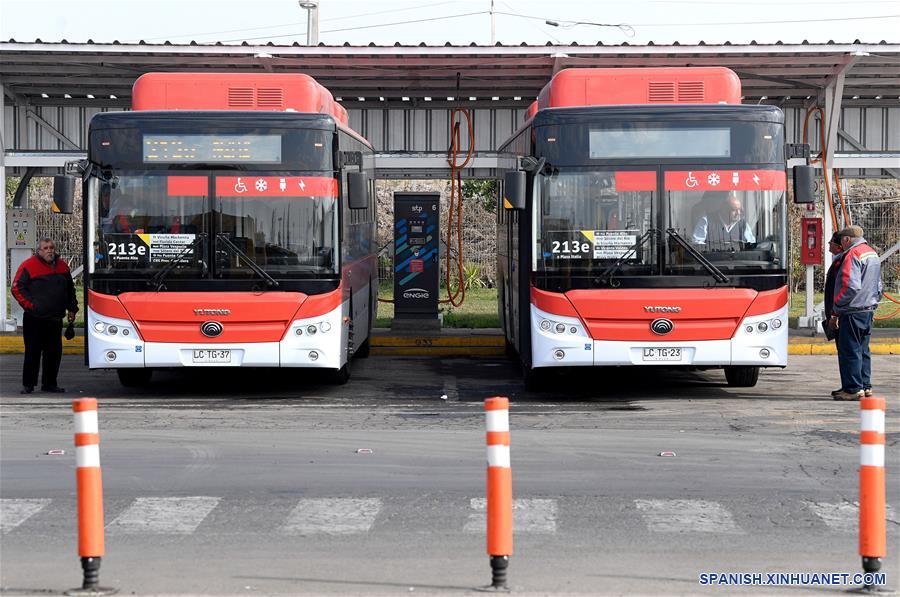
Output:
[132, 1, 459, 43]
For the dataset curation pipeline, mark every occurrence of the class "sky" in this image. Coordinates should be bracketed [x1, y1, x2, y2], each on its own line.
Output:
[0, 0, 898, 47]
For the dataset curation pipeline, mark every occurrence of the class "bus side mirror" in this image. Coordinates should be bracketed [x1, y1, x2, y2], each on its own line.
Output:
[52, 176, 75, 214]
[792, 165, 817, 204]
[347, 171, 369, 210]
[503, 171, 526, 210]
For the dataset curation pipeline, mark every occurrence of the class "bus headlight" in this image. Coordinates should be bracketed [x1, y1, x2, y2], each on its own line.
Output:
[107, 325, 118, 335]
[540, 320, 551, 331]
[93, 321, 106, 333]
[553, 349, 565, 360]
[320, 321, 331, 333]
[771, 318, 782, 329]
[307, 325, 317, 335]
[757, 322, 768, 332]
[554, 323, 566, 334]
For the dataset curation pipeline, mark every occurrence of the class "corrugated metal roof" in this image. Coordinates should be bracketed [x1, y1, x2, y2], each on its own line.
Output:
[2, 40, 898, 104]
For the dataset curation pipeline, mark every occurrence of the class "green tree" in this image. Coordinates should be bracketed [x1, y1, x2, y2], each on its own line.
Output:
[462, 179, 498, 213]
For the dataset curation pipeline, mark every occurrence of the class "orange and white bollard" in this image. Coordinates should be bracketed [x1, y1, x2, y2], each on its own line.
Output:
[485, 397, 513, 590]
[72, 398, 109, 594]
[859, 396, 886, 589]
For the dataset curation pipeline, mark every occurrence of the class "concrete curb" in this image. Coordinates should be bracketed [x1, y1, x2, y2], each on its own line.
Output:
[2, 334, 897, 356]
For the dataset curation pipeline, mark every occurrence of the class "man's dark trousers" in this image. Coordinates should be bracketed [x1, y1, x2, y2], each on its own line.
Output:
[837, 310, 873, 393]
[22, 312, 63, 389]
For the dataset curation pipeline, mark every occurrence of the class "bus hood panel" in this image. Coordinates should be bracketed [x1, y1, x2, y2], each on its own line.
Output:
[562, 288, 758, 342]
[117, 291, 308, 343]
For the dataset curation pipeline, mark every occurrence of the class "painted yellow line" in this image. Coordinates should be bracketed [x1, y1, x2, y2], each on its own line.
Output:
[788, 344, 900, 355]
[371, 346, 505, 357]
[0, 336, 84, 355]
[371, 336, 505, 347]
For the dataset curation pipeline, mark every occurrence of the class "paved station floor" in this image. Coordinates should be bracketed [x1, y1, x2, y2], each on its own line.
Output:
[1, 355, 898, 595]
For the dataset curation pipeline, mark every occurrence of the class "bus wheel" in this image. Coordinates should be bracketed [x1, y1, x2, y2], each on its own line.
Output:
[354, 337, 371, 358]
[117, 368, 152, 387]
[724, 366, 760, 387]
[329, 361, 351, 385]
[522, 364, 545, 391]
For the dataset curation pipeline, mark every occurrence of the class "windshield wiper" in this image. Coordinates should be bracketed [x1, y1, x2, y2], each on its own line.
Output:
[215, 233, 279, 289]
[599, 228, 658, 286]
[147, 233, 208, 291]
[665, 228, 730, 284]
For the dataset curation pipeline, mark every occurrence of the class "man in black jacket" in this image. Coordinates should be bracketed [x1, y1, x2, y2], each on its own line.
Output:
[12, 237, 79, 394]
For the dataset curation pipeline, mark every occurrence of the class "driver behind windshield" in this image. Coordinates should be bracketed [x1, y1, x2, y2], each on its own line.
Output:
[691, 191, 755, 248]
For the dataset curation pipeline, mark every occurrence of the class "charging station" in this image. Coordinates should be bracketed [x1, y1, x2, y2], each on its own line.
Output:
[392, 192, 440, 331]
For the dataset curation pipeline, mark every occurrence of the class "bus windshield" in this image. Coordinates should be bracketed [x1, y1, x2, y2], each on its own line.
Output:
[534, 168, 787, 277]
[536, 169, 656, 274]
[90, 172, 337, 279]
[664, 169, 786, 274]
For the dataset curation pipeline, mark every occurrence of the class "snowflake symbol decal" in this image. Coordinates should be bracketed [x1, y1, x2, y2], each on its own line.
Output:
[707, 173, 721, 186]
[255, 179, 268, 192]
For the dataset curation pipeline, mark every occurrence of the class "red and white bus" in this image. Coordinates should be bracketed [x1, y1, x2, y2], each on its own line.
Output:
[80, 73, 376, 386]
[498, 68, 791, 388]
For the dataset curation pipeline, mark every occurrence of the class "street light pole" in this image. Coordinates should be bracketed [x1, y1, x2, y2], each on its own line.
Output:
[299, 1, 319, 46]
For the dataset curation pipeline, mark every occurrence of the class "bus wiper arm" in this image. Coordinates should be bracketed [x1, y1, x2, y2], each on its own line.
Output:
[665, 228, 730, 284]
[147, 232, 208, 290]
[215, 233, 279, 289]
[600, 228, 657, 285]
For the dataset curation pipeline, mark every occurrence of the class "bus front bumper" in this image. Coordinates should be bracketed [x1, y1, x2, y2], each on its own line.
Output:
[530, 304, 788, 368]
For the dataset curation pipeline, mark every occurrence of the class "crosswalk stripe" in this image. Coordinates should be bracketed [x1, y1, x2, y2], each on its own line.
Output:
[107, 497, 220, 534]
[282, 498, 382, 535]
[465, 498, 557, 534]
[805, 501, 898, 533]
[0, 499, 52, 534]
[634, 499, 744, 534]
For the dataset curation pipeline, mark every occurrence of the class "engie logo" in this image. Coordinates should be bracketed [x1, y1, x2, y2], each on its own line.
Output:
[402, 287, 430, 299]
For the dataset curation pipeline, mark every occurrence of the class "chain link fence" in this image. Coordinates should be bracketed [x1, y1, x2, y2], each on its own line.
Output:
[5, 176, 84, 278]
[790, 179, 899, 293]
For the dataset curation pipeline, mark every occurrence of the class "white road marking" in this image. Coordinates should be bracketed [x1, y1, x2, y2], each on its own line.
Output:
[465, 498, 557, 534]
[107, 497, 220, 534]
[805, 501, 898, 533]
[1, 499, 51, 534]
[634, 499, 744, 534]
[282, 498, 382, 535]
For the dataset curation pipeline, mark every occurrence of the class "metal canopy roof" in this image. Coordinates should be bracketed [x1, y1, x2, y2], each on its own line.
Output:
[2, 40, 899, 108]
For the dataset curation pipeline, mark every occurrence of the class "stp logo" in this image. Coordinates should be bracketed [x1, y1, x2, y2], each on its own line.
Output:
[411, 205, 423, 214]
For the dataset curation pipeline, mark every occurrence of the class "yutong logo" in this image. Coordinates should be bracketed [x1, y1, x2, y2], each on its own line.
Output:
[650, 318, 674, 335]
[201, 321, 224, 338]
[644, 306, 682, 313]
[194, 309, 231, 316]
[402, 287, 430, 299]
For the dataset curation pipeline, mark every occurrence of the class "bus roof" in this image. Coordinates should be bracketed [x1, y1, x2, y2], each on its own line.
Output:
[132, 72, 358, 135]
[536, 67, 742, 111]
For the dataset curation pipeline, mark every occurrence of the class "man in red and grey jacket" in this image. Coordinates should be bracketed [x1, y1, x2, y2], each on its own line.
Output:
[829, 225, 883, 401]
[12, 237, 79, 394]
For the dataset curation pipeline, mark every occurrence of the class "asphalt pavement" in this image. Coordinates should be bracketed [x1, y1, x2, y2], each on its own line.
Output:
[1, 354, 898, 595]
